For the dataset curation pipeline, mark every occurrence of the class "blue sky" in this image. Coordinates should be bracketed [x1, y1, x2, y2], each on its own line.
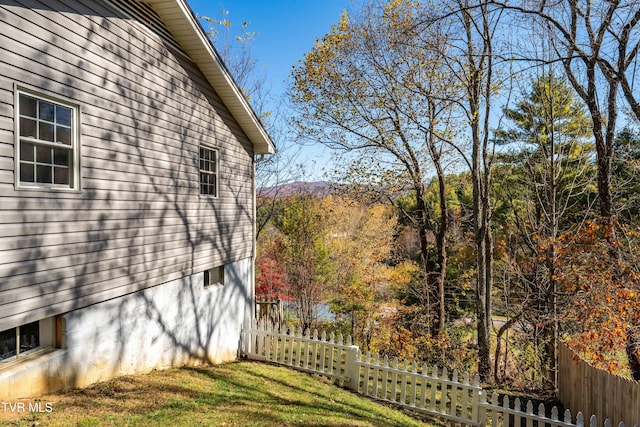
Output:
[186, 0, 354, 180]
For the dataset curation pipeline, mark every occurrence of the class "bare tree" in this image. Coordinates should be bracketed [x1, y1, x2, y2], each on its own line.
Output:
[491, 0, 640, 221]
[200, 10, 303, 239]
[491, 0, 640, 381]
[201, 11, 269, 116]
[289, 1, 459, 337]
[432, 0, 505, 381]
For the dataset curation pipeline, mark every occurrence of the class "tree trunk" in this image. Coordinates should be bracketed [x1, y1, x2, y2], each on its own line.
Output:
[472, 125, 492, 382]
[415, 187, 435, 336]
[493, 312, 522, 383]
[435, 192, 447, 336]
[433, 144, 448, 336]
[626, 326, 640, 381]
[457, 0, 495, 382]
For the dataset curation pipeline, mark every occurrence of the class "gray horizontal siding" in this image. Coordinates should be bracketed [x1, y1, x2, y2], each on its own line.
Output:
[0, 171, 13, 185]
[0, 117, 12, 132]
[0, 0, 256, 331]
[0, 215, 248, 241]
[1, 234, 253, 292]
[0, 1, 244, 133]
[0, 145, 12, 158]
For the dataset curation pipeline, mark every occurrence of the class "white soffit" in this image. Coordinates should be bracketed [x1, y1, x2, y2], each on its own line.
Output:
[142, 0, 275, 154]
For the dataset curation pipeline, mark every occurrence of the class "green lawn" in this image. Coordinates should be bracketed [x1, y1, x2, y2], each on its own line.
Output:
[2, 361, 435, 427]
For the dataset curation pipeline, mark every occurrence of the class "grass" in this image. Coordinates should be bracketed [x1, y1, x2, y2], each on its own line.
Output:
[1, 361, 435, 427]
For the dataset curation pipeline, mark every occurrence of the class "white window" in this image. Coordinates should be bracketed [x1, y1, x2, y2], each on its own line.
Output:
[199, 145, 218, 196]
[0, 318, 56, 363]
[16, 90, 80, 190]
[204, 265, 225, 288]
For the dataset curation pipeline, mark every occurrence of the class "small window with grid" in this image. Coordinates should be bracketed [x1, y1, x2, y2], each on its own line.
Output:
[17, 91, 79, 190]
[199, 145, 218, 197]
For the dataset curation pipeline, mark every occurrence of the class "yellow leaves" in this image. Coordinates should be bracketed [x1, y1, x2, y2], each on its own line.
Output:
[387, 260, 421, 291]
[337, 10, 350, 32]
[322, 196, 400, 295]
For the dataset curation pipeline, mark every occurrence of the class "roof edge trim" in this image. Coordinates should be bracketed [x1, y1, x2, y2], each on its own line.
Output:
[143, 0, 275, 154]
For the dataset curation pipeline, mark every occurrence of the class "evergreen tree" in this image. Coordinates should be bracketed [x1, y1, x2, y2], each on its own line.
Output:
[494, 75, 593, 387]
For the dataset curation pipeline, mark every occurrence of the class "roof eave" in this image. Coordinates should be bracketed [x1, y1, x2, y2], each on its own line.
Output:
[142, 0, 275, 155]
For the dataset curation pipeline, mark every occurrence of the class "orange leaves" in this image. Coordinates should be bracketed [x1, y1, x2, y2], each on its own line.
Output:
[569, 341, 625, 374]
[607, 361, 621, 376]
[556, 220, 640, 375]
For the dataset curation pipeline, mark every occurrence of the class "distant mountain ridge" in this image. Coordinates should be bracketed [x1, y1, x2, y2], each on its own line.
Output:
[258, 181, 410, 200]
[258, 181, 336, 198]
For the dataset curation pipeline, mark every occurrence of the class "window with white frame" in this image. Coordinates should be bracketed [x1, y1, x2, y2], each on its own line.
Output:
[17, 90, 79, 190]
[199, 145, 218, 196]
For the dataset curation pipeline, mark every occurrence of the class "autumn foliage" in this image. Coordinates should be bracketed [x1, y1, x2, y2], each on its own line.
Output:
[555, 221, 640, 378]
[255, 244, 288, 301]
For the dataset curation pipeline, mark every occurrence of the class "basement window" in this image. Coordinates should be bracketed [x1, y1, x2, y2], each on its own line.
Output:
[204, 265, 225, 288]
[0, 317, 58, 363]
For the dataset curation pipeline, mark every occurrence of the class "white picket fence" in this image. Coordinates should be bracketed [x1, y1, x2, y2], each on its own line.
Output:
[357, 352, 481, 425]
[242, 321, 357, 383]
[242, 321, 637, 427]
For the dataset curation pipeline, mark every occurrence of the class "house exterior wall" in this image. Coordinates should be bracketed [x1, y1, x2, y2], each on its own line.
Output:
[0, 0, 256, 332]
[0, 257, 253, 399]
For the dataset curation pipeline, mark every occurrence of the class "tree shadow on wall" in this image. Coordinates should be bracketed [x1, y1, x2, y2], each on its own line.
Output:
[0, 0, 256, 392]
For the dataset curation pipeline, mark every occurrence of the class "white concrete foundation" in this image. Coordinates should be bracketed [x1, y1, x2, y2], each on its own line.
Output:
[0, 258, 253, 399]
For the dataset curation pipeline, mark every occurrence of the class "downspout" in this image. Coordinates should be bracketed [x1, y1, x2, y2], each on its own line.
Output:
[251, 153, 267, 327]
[251, 154, 258, 323]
